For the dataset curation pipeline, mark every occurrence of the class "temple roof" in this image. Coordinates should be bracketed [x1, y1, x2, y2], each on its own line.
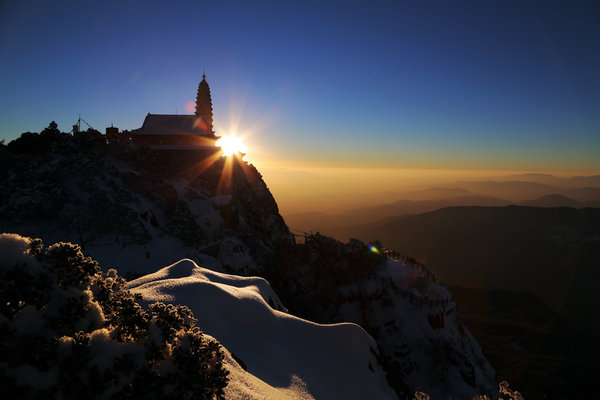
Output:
[131, 114, 214, 136]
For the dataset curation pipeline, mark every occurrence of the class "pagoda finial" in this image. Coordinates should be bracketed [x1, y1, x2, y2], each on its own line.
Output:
[202, 67, 206, 81]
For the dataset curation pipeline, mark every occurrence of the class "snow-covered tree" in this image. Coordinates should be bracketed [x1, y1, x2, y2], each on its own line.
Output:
[0, 233, 228, 399]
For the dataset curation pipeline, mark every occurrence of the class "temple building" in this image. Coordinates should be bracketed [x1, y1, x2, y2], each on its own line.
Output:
[130, 74, 218, 151]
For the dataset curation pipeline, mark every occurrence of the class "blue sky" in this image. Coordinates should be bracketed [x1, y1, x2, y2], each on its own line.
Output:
[1, 0, 599, 173]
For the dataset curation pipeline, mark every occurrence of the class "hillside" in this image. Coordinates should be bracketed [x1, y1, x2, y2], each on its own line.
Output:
[0, 129, 501, 399]
[449, 285, 597, 400]
[346, 206, 600, 398]
[0, 128, 294, 277]
[354, 206, 600, 321]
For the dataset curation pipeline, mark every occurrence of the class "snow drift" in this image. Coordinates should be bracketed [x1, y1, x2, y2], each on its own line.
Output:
[128, 259, 396, 400]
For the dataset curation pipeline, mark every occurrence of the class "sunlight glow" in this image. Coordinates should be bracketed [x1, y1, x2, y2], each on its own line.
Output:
[217, 134, 247, 157]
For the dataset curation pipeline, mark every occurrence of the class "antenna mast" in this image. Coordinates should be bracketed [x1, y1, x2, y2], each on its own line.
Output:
[72, 114, 95, 133]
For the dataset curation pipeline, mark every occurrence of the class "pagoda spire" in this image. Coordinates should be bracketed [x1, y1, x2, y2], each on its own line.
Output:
[195, 73, 213, 133]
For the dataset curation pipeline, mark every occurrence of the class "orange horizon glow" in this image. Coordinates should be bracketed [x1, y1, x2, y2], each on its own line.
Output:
[250, 163, 600, 215]
[208, 80, 599, 216]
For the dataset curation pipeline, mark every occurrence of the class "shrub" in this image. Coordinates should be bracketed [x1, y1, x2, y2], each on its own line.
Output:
[0, 233, 228, 399]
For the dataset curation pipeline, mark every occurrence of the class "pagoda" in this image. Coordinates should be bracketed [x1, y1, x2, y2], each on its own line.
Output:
[130, 74, 218, 151]
[195, 72, 213, 132]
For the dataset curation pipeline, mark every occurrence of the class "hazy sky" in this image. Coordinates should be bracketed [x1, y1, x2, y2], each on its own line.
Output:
[1, 0, 599, 192]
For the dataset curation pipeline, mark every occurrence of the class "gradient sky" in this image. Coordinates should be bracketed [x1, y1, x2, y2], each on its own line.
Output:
[1, 0, 599, 178]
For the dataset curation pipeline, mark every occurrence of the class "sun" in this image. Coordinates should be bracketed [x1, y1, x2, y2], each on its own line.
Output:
[216, 134, 246, 157]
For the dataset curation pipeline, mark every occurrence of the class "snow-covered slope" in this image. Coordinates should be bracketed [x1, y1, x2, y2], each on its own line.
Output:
[338, 258, 497, 398]
[128, 259, 396, 400]
[283, 236, 498, 398]
[0, 138, 293, 276]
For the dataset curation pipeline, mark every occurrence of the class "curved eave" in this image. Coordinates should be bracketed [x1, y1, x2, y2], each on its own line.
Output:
[130, 131, 214, 136]
[145, 145, 219, 151]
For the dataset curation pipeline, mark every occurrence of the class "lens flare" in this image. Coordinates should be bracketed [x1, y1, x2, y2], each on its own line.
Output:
[217, 134, 247, 157]
[185, 101, 196, 113]
[193, 117, 208, 131]
[369, 244, 380, 254]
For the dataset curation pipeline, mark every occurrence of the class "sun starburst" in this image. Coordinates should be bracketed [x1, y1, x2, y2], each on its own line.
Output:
[217, 134, 246, 157]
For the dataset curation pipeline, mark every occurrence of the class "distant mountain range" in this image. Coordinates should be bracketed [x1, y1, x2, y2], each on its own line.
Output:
[284, 179, 600, 237]
[286, 193, 508, 235]
[490, 173, 600, 188]
[519, 194, 582, 207]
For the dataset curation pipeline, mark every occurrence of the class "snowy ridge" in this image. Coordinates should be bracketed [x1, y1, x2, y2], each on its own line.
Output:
[128, 258, 287, 312]
[128, 259, 396, 400]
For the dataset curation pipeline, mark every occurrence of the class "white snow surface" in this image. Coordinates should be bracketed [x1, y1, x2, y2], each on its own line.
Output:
[128, 259, 396, 400]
